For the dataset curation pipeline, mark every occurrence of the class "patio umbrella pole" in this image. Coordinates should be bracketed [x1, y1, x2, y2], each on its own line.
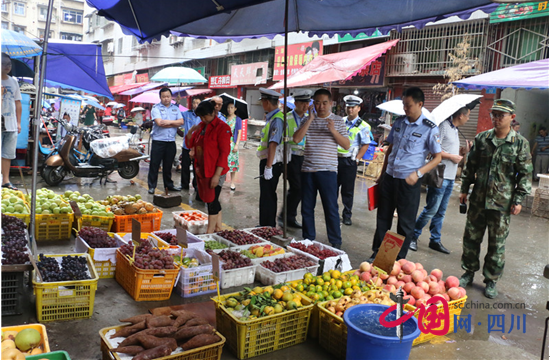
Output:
[282, 0, 289, 238]
[29, 0, 54, 254]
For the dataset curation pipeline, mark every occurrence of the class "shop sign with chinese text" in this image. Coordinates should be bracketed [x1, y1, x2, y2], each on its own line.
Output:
[230, 62, 269, 86]
[490, 2, 548, 23]
[210, 75, 236, 89]
[325, 57, 385, 87]
[273, 40, 323, 80]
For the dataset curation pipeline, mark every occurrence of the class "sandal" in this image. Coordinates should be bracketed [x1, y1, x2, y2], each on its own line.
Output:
[2, 182, 18, 191]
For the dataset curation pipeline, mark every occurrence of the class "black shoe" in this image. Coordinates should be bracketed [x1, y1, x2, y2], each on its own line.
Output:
[330, 243, 342, 250]
[367, 253, 376, 263]
[287, 219, 302, 229]
[148, 188, 155, 194]
[167, 186, 182, 191]
[409, 240, 418, 251]
[429, 242, 450, 254]
[343, 218, 352, 226]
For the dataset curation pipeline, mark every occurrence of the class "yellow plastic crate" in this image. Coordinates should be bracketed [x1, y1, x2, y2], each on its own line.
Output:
[317, 301, 348, 359]
[79, 232, 120, 279]
[32, 253, 99, 323]
[4, 202, 31, 226]
[35, 212, 74, 241]
[99, 325, 225, 360]
[1, 323, 51, 353]
[77, 214, 114, 232]
[213, 289, 313, 359]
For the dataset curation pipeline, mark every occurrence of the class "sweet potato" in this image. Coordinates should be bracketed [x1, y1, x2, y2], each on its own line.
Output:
[136, 334, 177, 351]
[183, 317, 209, 327]
[174, 324, 214, 341]
[143, 326, 177, 338]
[171, 309, 194, 318]
[119, 314, 152, 324]
[111, 346, 144, 356]
[181, 333, 221, 350]
[146, 315, 174, 329]
[110, 321, 147, 338]
[173, 312, 196, 328]
[132, 344, 172, 360]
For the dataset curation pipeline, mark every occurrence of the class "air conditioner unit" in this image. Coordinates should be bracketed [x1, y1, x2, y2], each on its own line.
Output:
[392, 54, 417, 75]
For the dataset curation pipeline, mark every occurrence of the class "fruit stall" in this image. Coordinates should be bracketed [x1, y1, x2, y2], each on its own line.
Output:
[1, 188, 469, 360]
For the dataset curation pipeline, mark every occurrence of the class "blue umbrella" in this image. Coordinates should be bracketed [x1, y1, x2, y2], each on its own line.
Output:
[1, 29, 42, 58]
[151, 67, 207, 84]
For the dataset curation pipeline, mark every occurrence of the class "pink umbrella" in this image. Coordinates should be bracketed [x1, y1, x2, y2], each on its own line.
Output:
[129, 87, 193, 104]
[270, 39, 399, 89]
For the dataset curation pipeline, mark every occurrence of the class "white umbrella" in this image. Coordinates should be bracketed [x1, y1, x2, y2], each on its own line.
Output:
[112, 103, 125, 109]
[430, 94, 483, 126]
[131, 107, 145, 112]
[106, 101, 119, 106]
[151, 67, 207, 85]
[377, 100, 434, 121]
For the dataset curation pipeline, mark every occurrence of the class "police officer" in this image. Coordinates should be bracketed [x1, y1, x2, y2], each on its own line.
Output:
[257, 88, 285, 227]
[459, 99, 532, 299]
[147, 87, 184, 194]
[278, 89, 312, 229]
[180, 97, 202, 192]
[368, 87, 442, 261]
[337, 95, 373, 226]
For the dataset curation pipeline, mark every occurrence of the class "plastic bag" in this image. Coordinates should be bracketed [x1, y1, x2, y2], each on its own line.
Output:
[90, 136, 129, 158]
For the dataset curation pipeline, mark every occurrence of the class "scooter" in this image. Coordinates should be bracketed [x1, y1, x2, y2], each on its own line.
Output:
[42, 119, 148, 186]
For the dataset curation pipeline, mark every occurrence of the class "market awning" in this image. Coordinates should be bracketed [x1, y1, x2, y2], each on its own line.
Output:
[181, 89, 214, 97]
[270, 39, 398, 89]
[109, 82, 148, 95]
[119, 82, 168, 96]
[453, 59, 549, 90]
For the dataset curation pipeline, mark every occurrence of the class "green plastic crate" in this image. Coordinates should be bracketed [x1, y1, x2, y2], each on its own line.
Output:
[26, 351, 71, 360]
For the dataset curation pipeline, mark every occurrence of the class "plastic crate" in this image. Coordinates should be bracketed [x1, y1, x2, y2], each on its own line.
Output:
[77, 214, 115, 232]
[286, 240, 352, 274]
[114, 232, 170, 248]
[112, 211, 162, 233]
[231, 242, 287, 265]
[173, 210, 209, 234]
[214, 291, 313, 359]
[1, 271, 26, 316]
[220, 264, 256, 289]
[242, 227, 283, 242]
[1, 324, 51, 353]
[32, 253, 99, 323]
[74, 233, 125, 279]
[214, 230, 265, 247]
[255, 254, 320, 286]
[35, 212, 74, 241]
[405, 296, 468, 346]
[4, 202, 31, 226]
[115, 249, 180, 301]
[176, 248, 216, 298]
[26, 351, 71, 360]
[317, 301, 348, 359]
[99, 325, 225, 360]
[153, 229, 206, 251]
[539, 174, 549, 189]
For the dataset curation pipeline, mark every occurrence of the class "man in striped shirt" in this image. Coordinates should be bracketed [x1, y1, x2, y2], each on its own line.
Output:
[293, 89, 350, 249]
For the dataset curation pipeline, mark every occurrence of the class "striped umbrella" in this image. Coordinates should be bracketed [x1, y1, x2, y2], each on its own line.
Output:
[1, 29, 42, 58]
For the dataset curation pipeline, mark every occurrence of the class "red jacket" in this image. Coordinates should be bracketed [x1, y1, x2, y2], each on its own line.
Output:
[185, 116, 231, 178]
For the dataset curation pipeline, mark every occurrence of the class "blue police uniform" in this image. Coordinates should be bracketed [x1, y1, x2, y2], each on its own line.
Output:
[180, 110, 201, 190]
[371, 113, 442, 260]
[218, 112, 227, 123]
[148, 103, 183, 191]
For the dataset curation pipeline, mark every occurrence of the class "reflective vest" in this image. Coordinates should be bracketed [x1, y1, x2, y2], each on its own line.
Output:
[257, 110, 289, 164]
[286, 111, 306, 155]
[338, 118, 371, 156]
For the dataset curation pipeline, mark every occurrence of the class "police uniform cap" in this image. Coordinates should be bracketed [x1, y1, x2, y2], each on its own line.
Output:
[291, 89, 313, 102]
[259, 88, 282, 100]
[344, 95, 363, 107]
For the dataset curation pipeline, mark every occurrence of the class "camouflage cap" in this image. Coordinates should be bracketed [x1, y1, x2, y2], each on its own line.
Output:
[490, 99, 516, 113]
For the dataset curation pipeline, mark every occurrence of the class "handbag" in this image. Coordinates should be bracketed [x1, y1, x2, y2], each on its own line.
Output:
[422, 163, 446, 188]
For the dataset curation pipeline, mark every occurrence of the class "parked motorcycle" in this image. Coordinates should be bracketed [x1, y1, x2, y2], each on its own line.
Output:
[42, 119, 148, 186]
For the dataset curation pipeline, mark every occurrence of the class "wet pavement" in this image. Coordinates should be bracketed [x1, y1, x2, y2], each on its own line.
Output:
[3, 127, 548, 359]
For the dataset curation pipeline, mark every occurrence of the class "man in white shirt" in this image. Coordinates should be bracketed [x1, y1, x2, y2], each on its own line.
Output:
[1, 54, 22, 190]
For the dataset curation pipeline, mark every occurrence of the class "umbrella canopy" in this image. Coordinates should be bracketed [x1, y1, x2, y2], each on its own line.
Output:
[67, 93, 106, 110]
[87, 0, 498, 43]
[279, 96, 295, 110]
[113, 103, 125, 109]
[219, 93, 249, 119]
[376, 99, 433, 120]
[453, 59, 549, 91]
[23, 40, 113, 99]
[119, 82, 168, 96]
[271, 40, 399, 89]
[151, 67, 207, 84]
[9, 58, 34, 78]
[106, 101, 119, 106]
[430, 94, 482, 126]
[1, 29, 42, 58]
[131, 107, 146, 112]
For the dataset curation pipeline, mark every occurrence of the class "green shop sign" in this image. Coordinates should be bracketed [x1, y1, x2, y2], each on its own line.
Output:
[490, 1, 548, 23]
[338, 29, 384, 43]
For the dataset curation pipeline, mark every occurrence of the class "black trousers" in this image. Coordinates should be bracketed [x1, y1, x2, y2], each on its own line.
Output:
[284, 155, 304, 221]
[207, 186, 223, 215]
[259, 159, 283, 227]
[372, 173, 422, 260]
[337, 157, 357, 220]
[180, 148, 197, 190]
[148, 140, 176, 190]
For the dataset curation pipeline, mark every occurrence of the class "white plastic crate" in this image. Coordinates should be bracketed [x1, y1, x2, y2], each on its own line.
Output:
[151, 229, 205, 251]
[286, 239, 352, 274]
[231, 242, 287, 265]
[214, 229, 265, 247]
[539, 174, 549, 189]
[176, 248, 217, 298]
[243, 226, 284, 242]
[255, 254, 320, 285]
[219, 264, 256, 289]
[172, 210, 208, 234]
[196, 234, 233, 253]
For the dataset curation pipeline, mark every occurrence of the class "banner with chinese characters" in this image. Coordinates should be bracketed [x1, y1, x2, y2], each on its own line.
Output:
[490, 1, 548, 23]
[230, 62, 268, 86]
[273, 40, 323, 80]
[209, 75, 236, 89]
[326, 57, 385, 87]
[136, 73, 149, 83]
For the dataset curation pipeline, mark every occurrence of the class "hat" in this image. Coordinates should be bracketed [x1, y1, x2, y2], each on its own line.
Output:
[290, 89, 313, 102]
[490, 99, 515, 113]
[259, 88, 282, 100]
[344, 95, 363, 107]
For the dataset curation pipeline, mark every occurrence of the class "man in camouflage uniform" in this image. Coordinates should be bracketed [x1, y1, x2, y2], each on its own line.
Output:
[459, 99, 532, 299]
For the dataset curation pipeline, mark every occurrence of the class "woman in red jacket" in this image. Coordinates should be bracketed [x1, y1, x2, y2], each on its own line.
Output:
[186, 100, 231, 233]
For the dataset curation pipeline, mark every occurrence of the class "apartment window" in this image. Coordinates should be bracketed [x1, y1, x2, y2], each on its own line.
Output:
[1, 22, 8, 30]
[38, 29, 53, 40]
[60, 32, 82, 41]
[117, 38, 123, 54]
[1, 3, 8, 13]
[13, 2, 24, 16]
[132, 36, 138, 48]
[13, 25, 25, 34]
[63, 9, 83, 24]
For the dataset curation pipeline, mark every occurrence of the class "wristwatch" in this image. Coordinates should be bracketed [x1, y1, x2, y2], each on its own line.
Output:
[416, 170, 423, 178]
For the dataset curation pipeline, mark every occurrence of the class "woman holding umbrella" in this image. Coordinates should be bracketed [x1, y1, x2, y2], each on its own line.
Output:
[185, 100, 231, 233]
[226, 102, 242, 191]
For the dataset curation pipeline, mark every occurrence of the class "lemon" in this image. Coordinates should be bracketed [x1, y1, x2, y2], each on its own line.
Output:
[331, 270, 341, 279]
[344, 288, 353, 295]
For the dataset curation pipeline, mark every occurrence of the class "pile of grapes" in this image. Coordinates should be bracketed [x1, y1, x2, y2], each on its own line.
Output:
[36, 254, 91, 282]
[204, 240, 228, 251]
[79, 227, 117, 248]
[217, 230, 261, 245]
[1, 214, 30, 265]
[218, 250, 252, 270]
[289, 242, 339, 260]
[119, 240, 175, 270]
[155, 231, 178, 246]
[261, 255, 316, 273]
[249, 227, 283, 241]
